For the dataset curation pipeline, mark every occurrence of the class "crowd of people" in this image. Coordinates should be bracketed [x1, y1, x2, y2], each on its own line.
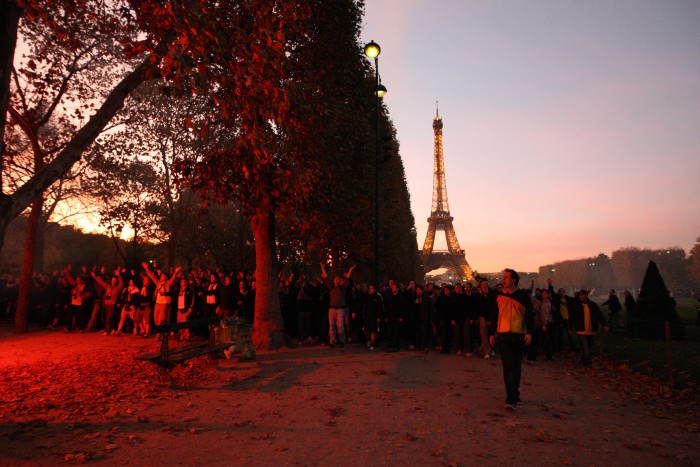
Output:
[0, 263, 611, 365]
[2, 263, 622, 409]
[0, 264, 256, 340]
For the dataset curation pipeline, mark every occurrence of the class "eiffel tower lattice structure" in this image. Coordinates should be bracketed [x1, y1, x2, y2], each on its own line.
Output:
[421, 105, 475, 281]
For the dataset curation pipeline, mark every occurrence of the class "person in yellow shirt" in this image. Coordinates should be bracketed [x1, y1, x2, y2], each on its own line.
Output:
[489, 269, 534, 411]
[547, 278, 577, 353]
[571, 289, 608, 367]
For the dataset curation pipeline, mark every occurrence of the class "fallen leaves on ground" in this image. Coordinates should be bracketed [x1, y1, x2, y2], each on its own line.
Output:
[0, 342, 223, 462]
[566, 357, 699, 424]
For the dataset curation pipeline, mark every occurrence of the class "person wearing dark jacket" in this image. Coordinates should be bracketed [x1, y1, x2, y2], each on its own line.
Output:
[452, 283, 471, 357]
[547, 278, 577, 352]
[570, 289, 608, 366]
[474, 280, 498, 358]
[216, 276, 237, 318]
[489, 269, 534, 411]
[414, 285, 435, 352]
[362, 284, 384, 351]
[136, 275, 156, 337]
[601, 290, 623, 324]
[296, 277, 317, 344]
[383, 281, 406, 352]
[169, 277, 195, 340]
[435, 285, 457, 354]
[403, 280, 419, 350]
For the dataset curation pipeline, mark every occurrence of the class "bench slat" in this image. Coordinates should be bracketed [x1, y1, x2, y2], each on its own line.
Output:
[165, 343, 231, 363]
[134, 341, 208, 361]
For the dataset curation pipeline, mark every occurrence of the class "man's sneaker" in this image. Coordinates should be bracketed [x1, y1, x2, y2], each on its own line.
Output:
[369, 345, 374, 351]
[505, 403, 517, 411]
[367, 340, 372, 348]
[465, 352, 471, 358]
[527, 360, 535, 365]
[456, 349, 462, 356]
[408, 345, 416, 350]
[483, 353, 490, 359]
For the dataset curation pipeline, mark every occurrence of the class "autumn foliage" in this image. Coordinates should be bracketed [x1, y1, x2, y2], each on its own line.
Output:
[3, 1, 413, 347]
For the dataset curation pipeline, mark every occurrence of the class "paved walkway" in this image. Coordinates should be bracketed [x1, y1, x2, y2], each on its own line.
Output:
[0, 323, 698, 465]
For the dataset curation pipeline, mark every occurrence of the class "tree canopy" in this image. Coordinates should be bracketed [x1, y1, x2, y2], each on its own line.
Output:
[2, 0, 420, 345]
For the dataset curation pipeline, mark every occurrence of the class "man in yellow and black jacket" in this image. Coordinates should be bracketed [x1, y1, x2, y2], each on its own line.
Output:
[489, 268, 534, 411]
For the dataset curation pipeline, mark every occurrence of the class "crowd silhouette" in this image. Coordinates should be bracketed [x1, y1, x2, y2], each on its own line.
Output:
[0, 263, 621, 372]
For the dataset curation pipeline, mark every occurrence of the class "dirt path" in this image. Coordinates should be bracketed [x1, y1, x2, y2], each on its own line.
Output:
[0, 325, 698, 466]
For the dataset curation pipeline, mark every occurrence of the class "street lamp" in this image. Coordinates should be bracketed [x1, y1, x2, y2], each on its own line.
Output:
[364, 40, 386, 287]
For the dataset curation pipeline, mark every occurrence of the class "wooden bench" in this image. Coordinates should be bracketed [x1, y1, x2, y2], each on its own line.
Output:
[134, 317, 255, 382]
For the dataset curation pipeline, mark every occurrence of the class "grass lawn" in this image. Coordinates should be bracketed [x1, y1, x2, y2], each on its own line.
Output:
[601, 298, 700, 390]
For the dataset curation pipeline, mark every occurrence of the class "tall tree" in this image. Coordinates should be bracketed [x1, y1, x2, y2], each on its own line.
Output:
[290, 9, 375, 277]
[175, 0, 370, 350]
[6, 0, 131, 332]
[632, 261, 685, 339]
[1, 1, 179, 306]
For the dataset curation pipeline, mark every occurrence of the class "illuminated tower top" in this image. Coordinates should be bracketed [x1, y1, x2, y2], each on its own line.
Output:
[430, 103, 449, 216]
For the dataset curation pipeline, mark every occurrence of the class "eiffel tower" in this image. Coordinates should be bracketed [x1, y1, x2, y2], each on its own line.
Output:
[421, 105, 475, 281]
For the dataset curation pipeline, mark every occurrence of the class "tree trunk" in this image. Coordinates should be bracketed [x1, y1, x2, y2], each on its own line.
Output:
[0, 0, 21, 163]
[0, 0, 22, 258]
[0, 217, 8, 268]
[33, 214, 46, 272]
[250, 209, 285, 351]
[15, 197, 41, 333]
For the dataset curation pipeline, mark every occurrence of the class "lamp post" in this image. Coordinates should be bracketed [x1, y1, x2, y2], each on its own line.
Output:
[410, 226, 417, 278]
[364, 40, 386, 287]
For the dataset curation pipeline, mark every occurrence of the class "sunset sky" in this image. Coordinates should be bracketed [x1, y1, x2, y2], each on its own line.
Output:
[360, 0, 700, 273]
